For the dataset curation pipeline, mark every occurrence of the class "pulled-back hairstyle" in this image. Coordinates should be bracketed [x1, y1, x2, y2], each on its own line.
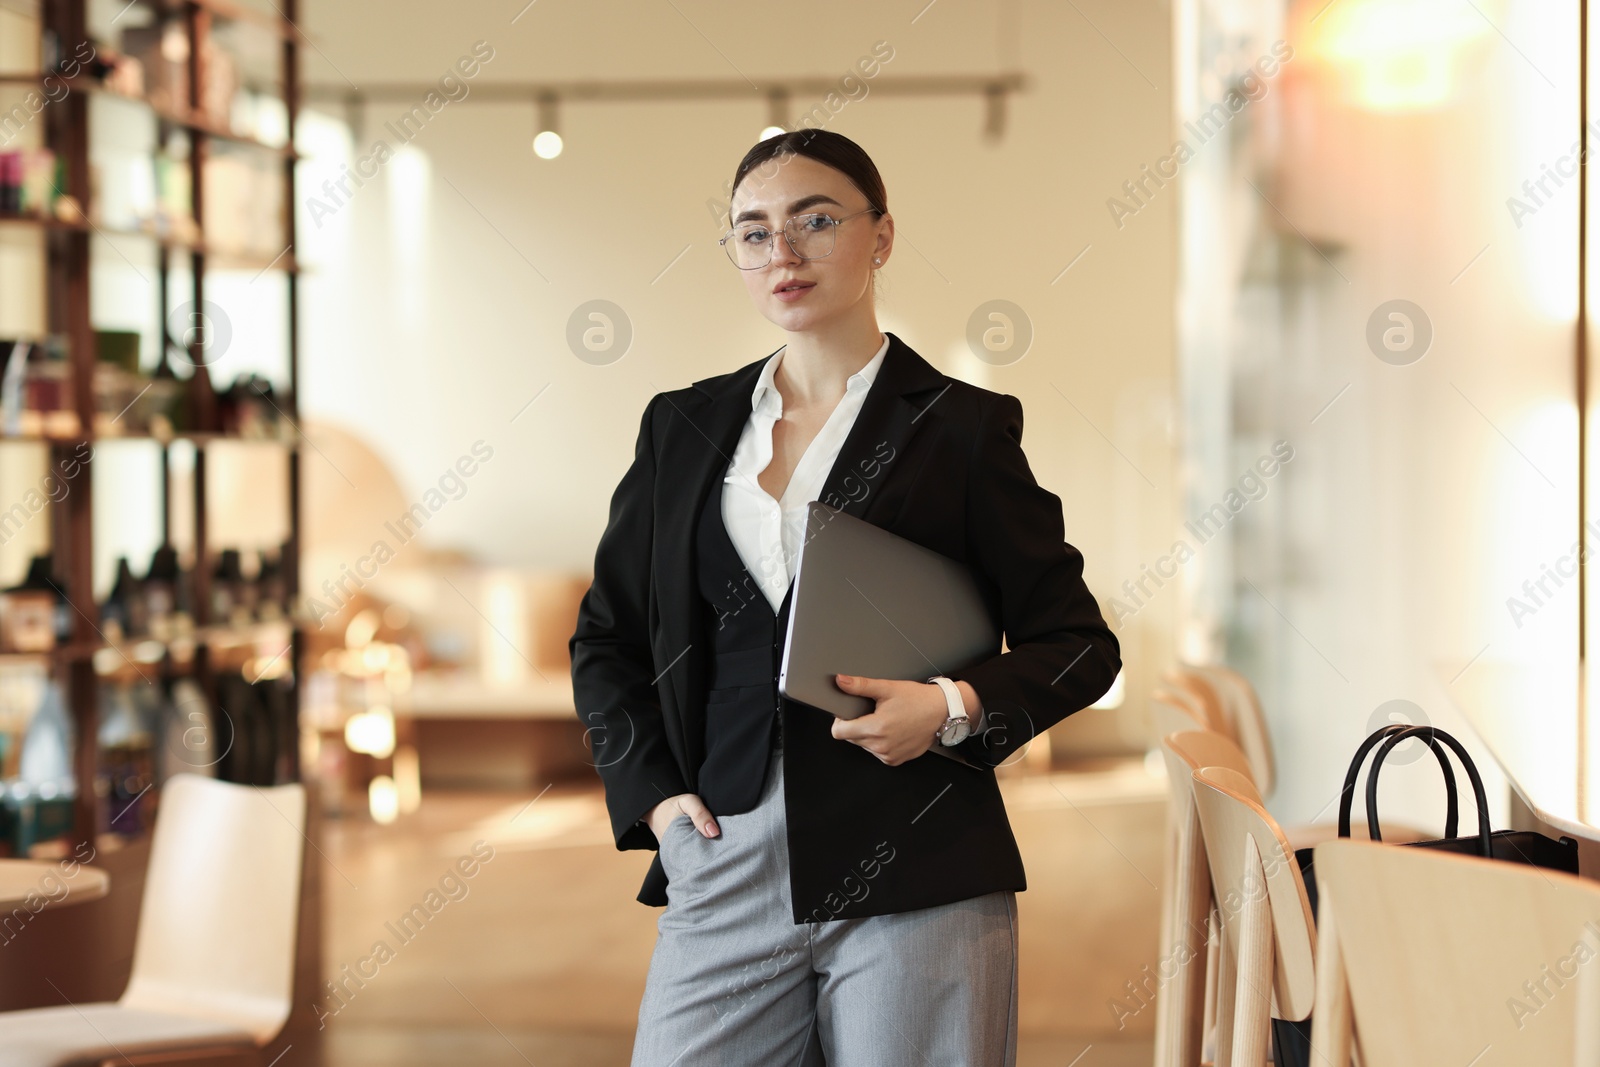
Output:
[728, 128, 887, 226]
[728, 129, 888, 294]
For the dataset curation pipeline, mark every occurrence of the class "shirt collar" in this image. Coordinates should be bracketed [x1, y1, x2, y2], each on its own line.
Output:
[750, 332, 891, 416]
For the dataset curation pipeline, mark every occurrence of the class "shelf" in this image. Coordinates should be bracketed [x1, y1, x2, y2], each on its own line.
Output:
[0, 621, 299, 669]
[5, 0, 304, 864]
[0, 214, 301, 273]
[0, 432, 299, 448]
[115, 0, 302, 40]
[0, 74, 298, 156]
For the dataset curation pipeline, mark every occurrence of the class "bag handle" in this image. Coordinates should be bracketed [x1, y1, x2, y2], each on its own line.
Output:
[1367, 726, 1493, 857]
[1338, 723, 1460, 840]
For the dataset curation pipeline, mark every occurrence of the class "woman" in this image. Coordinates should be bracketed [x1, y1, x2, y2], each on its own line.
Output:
[569, 129, 1120, 1067]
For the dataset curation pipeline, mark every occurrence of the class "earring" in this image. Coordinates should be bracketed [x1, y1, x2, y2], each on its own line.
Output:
[874, 257, 882, 265]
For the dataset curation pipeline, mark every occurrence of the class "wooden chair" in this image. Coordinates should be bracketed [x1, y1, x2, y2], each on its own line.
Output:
[1151, 690, 1210, 744]
[1155, 731, 1260, 1067]
[1165, 665, 1275, 797]
[1190, 765, 1318, 1067]
[1151, 675, 1444, 1067]
[1310, 839, 1600, 1066]
[0, 774, 307, 1066]
[1194, 666, 1275, 799]
[1154, 685, 1224, 734]
[1148, 708, 1214, 1067]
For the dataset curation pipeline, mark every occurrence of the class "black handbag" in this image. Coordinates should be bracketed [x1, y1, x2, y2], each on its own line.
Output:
[1314, 724, 1580, 897]
[1272, 725, 1580, 1067]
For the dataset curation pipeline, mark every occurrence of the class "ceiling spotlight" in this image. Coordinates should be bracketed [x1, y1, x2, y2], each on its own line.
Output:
[533, 91, 562, 158]
[533, 130, 563, 159]
[759, 87, 789, 142]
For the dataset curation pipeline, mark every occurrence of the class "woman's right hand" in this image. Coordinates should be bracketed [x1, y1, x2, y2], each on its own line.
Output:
[648, 793, 720, 841]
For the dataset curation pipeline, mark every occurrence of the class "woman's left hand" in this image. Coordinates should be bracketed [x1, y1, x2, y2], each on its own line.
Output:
[829, 674, 957, 766]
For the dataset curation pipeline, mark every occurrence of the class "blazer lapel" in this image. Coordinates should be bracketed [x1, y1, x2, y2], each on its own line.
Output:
[813, 331, 949, 523]
[651, 331, 953, 781]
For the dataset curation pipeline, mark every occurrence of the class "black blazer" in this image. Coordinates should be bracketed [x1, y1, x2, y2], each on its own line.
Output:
[569, 331, 1122, 922]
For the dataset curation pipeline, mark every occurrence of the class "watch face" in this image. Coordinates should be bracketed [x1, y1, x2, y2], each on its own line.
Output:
[940, 718, 971, 746]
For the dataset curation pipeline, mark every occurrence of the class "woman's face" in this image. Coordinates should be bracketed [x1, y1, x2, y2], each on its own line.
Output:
[726, 154, 891, 332]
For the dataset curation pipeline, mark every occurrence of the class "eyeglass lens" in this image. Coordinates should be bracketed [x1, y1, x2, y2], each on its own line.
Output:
[724, 214, 839, 268]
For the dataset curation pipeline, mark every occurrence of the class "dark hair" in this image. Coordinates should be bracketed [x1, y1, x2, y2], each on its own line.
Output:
[728, 129, 888, 229]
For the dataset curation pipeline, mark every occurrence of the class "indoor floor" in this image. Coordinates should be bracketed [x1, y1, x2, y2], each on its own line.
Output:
[319, 758, 1165, 1066]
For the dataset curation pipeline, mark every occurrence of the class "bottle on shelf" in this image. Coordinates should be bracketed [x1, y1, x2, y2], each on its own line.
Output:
[0, 334, 79, 439]
[97, 681, 153, 836]
[17, 678, 73, 793]
[256, 546, 287, 622]
[144, 543, 196, 643]
[0, 555, 70, 653]
[238, 549, 261, 622]
[101, 556, 150, 644]
[9, 678, 77, 854]
[145, 330, 186, 437]
[212, 548, 246, 629]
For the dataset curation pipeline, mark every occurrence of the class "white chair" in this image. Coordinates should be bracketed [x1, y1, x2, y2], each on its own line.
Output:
[1310, 839, 1600, 1066]
[0, 774, 306, 1067]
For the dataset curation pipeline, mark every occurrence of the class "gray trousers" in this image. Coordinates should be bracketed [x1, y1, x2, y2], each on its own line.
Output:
[631, 747, 1019, 1067]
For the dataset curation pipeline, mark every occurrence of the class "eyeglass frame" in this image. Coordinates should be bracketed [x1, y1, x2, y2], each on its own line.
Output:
[719, 207, 883, 269]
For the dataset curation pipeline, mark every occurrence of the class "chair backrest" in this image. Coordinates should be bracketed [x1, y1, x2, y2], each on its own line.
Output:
[1153, 731, 1259, 1067]
[120, 774, 307, 1043]
[1151, 689, 1212, 746]
[1163, 669, 1229, 731]
[1166, 665, 1277, 796]
[1163, 729, 1256, 786]
[1190, 765, 1317, 1022]
[1311, 839, 1600, 1067]
[1194, 665, 1276, 797]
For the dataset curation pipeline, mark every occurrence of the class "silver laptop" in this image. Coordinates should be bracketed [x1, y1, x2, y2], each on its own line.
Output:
[778, 501, 1002, 768]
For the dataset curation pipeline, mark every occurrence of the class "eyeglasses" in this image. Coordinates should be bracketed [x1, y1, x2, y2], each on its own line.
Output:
[720, 208, 880, 270]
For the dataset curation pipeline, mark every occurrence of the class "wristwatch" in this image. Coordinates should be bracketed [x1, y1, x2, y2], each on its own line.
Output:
[926, 675, 971, 746]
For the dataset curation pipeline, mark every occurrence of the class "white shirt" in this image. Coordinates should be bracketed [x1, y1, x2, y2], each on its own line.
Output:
[720, 331, 984, 735]
[722, 333, 890, 614]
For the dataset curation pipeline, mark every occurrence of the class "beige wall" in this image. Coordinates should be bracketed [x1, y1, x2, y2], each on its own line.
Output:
[296, 0, 1178, 751]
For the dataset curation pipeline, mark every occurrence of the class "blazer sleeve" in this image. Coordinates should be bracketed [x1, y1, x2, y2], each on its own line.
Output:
[569, 392, 691, 852]
[945, 392, 1122, 768]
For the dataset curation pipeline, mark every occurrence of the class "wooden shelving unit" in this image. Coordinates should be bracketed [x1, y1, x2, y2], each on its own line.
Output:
[0, 0, 319, 1031]
[0, 0, 305, 835]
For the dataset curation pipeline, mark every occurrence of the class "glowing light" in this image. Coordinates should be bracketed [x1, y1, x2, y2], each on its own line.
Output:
[362, 642, 391, 673]
[394, 746, 422, 814]
[481, 571, 530, 684]
[533, 130, 563, 159]
[369, 775, 399, 824]
[346, 609, 380, 650]
[1307, 0, 1491, 111]
[344, 707, 396, 758]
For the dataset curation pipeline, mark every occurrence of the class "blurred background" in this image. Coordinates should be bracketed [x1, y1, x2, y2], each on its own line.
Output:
[0, 0, 1594, 1064]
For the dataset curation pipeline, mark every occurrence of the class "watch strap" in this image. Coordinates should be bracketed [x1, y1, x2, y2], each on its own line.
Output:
[926, 675, 969, 743]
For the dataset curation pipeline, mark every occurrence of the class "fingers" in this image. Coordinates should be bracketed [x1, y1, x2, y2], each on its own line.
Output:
[831, 715, 914, 767]
[676, 793, 720, 838]
[836, 672, 892, 698]
[830, 712, 864, 741]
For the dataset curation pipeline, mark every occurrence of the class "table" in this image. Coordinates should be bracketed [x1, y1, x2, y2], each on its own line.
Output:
[0, 859, 110, 910]
[1441, 659, 1600, 876]
[394, 672, 586, 788]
